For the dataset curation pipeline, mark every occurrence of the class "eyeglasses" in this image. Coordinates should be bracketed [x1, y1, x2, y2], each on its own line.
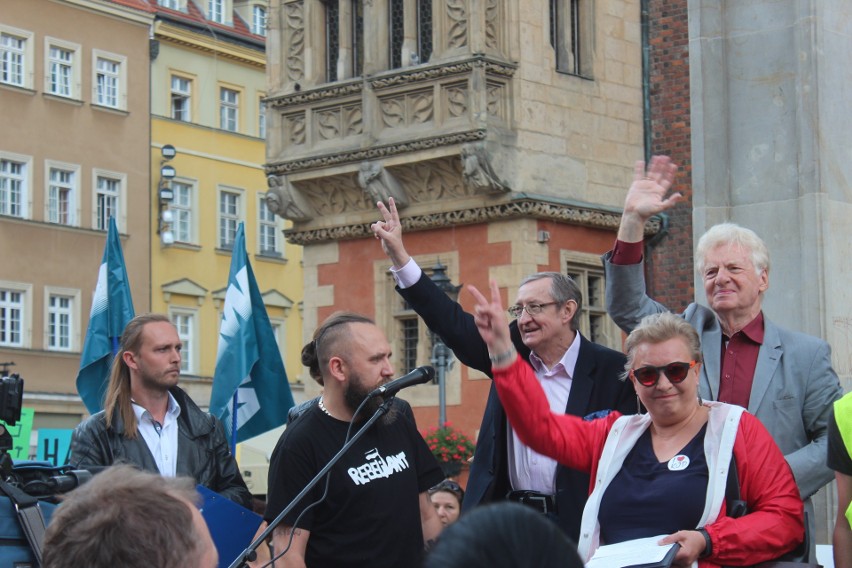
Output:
[631, 361, 698, 387]
[507, 302, 560, 318]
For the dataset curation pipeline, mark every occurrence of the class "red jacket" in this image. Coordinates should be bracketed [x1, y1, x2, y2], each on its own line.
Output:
[492, 356, 803, 567]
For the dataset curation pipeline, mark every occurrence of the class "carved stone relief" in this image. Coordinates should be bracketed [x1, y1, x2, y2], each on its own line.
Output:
[284, 200, 648, 246]
[460, 142, 509, 194]
[486, 81, 504, 119]
[444, 82, 468, 118]
[343, 104, 363, 136]
[294, 173, 373, 215]
[268, 129, 486, 174]
[446, 0, 468, 49]
[284, 1, 305, 82]
[266, 174, 314, 221]
[284, 112, 306, 146]
[380, 90, 434, 129]
[392, 158, 468, 202]
[358, 162, 409, 208]
[485, 0, 500, 50]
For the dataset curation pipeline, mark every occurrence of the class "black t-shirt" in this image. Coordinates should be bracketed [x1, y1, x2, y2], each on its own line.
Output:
[598, 424, 709, 544]
[265, 400, 443, 568]
[828, 408, 852, 475]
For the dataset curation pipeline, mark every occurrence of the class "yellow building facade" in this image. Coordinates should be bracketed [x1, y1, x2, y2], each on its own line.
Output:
[149, 6, 304, 427]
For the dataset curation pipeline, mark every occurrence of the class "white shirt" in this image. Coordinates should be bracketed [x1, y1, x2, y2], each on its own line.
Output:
[391, 258, 578, 493]
[132, 393, 181, 477]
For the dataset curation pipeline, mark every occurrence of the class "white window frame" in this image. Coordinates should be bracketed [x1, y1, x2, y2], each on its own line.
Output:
[159, 0, 183, 10]
[169, 308, 197, 375]
[0, 25, 34, 89]
[257, 192, 284, 257]
[44, 286, 81, 352]
[0, 280, 32, 349]
[207, 0, 230, 24]
[170, 74, 193, 122]
[0, 150, 31, 219]
[44, 160, 80, 226]
[44, 37, 81, 99]
[217, 187, 243, 250]
[252, 4, 268, 36]
[170, 179, 196, 244]
[219, 86, 239, 132]
[92, 50, 127, 110]
[92, 168, 126, 232]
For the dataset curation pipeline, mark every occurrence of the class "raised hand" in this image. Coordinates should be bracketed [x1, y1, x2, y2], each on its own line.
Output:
[618, 155, 680, 242]
[467, 280, 513, 358]
[370, 197, 411, 268]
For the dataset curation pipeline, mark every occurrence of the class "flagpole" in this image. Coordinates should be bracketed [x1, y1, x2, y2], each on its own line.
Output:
[230, 391, 239, 454]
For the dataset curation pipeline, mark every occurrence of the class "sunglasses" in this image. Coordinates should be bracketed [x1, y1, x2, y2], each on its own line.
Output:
[430, 479, 463, 495]
[631, 361, 698, 387]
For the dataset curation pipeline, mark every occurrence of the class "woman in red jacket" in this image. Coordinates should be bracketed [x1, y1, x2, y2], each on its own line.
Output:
[469, 281, 803, 567]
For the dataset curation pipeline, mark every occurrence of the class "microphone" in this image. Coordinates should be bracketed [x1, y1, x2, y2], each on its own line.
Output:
[367, 366, 435, 399]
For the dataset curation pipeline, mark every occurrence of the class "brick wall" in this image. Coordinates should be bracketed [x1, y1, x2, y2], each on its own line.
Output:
[645, 0, 694, 310]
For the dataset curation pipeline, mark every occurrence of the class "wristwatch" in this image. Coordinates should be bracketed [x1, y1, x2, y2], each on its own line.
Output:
[696, 527, 712, 558]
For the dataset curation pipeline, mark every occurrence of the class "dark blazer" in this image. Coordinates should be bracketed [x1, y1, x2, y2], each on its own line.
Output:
[397, 274, 636, 541]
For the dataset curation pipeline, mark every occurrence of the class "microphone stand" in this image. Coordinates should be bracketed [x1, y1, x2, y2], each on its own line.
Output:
[228, 397, 394, 568]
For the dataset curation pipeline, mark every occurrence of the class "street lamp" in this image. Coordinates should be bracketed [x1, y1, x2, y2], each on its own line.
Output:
[428, 260, 462, 428]
[157, 145, 177, 245]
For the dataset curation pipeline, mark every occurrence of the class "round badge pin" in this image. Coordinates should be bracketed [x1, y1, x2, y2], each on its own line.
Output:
[668, 455, 690, 471]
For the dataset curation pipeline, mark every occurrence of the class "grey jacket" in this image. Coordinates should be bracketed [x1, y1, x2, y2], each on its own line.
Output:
[603, 251, 842, 499]
[69, 386, 252, 509]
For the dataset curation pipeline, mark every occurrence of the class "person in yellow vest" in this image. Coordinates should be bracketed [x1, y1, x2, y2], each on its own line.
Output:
[829, 391, 852, 568]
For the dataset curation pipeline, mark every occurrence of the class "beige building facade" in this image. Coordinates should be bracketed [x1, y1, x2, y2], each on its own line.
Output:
[264, 0, 645, 434]
[0, 0, 153, 436]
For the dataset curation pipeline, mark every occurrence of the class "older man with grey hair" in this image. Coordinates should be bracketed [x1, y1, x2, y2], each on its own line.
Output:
[602, 155, 842, 562]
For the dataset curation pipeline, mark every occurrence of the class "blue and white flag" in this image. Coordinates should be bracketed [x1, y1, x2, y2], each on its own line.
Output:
[211, 223, 294, 446]
[75, 217, 135, 414]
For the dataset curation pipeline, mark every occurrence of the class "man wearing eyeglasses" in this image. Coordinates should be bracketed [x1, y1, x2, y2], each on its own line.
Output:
[602, 155, 842, 561]
[371, 199, 636, 542]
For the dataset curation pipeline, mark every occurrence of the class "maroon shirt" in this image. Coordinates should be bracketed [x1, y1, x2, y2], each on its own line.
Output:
[611, 239, 763, 409]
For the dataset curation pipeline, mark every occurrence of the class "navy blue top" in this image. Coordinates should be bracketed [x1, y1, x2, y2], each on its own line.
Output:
[598, 423, 709, 544]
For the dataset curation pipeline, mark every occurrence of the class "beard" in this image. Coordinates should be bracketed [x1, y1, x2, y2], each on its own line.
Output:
[343, 372, 399, 425]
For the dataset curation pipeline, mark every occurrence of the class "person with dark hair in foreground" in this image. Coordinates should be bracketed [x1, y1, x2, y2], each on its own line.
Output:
[424, 501, 583, 568]
[469, 280, 803, 568]
[42, 465, 217, 568]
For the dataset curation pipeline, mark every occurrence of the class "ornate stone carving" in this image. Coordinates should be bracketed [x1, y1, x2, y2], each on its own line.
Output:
[485, 0, 499, 50]
[285, 112, 306, 145]
[284, 1, 305, 82]
[283, 200, 659, 246]
[486, 81, 503, 118]
[266, 174, 314, 221]
[343, 104, 363, 136]
[268, 82, 362, 108]
[316, 108, 341, 140]
[380, 91, 434, 128]
[296, 174, 373, 215]
[447, 0, 468, 49]
[358, 162, 409, 208]
[267, 130, 487, 174]
[444, 83, 468, 117]
[460, 143, 508, 194]
[393, 158, 468, 202]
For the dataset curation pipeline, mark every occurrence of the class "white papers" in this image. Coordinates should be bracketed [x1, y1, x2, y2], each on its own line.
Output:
[586, 536, 677, 568]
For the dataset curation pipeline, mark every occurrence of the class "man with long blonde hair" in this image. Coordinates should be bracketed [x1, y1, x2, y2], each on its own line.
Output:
[69, 313, 251, 507]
